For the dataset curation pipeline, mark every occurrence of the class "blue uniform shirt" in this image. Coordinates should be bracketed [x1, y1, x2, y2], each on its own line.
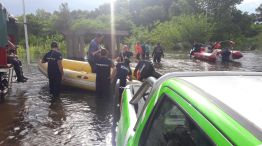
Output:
[88, 39, 99, 62]
[95, 56, 113, 79]
[42, 50, 62, 76]
[116, 62, 132, 80]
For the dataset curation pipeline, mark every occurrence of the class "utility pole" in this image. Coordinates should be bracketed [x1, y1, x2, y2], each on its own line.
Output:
[22, 0, 30, 64]
[110, 0, 116, 59]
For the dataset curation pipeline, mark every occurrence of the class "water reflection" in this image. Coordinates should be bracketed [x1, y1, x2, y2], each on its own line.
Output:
[0, 86, 27, 145]
[157, 51, 261, 74]
[48, 98, 66, 129]
[94, 97, 114, 145]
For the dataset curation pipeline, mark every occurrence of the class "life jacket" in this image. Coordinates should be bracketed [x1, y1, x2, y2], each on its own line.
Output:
[135, 44, 143, 54]
[213, 42, 221, 49]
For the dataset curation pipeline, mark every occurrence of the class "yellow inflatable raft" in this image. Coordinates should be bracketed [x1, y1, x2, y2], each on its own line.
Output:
[38, 59, 96, 91]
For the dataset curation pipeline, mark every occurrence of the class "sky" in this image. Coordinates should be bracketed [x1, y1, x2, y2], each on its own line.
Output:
[0, 0, 261, 16]
[0, 0, 111, 16]
[237, 0, 262, 14]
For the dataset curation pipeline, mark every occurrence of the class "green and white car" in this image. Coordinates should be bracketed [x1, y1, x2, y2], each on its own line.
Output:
[116, 72, 262, 146]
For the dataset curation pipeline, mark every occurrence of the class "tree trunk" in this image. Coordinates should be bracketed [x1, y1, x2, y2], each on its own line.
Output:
[64, 33, 74, 59]
[79, 36, 85, 59]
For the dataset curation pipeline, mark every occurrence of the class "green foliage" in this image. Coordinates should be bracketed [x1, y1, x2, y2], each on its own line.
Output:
[241, 24, 262, 50]
[176, 15, 214, 43]
[134, 5, 166, 26]
[251, 24, 262, 32]
[255, 32, 262, 50]
[53, 3, 72, 34]
[115, 16, 134, 31]
[17, 34, 66, 62]
[71, 18, 108, 32]
[232, 10, 254, 37]
[124, 26, 150, 51]
[169, 0, 201, 16]
[128, 14, 214, 50]
[15, 0, 262, 58]
[227, 23, 262, 50]
[150, 20, 181, 49]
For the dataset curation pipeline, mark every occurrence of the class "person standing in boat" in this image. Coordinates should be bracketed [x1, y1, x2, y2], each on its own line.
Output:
[42, 41, 64, 98]
[94, 48, 114, 98]
[88, 34, 104, 73]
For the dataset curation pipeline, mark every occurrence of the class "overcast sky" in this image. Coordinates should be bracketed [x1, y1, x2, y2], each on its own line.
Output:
[1, 0, 261, 16]
[237, 0, 261, 13]
[0, 0, 110, 16]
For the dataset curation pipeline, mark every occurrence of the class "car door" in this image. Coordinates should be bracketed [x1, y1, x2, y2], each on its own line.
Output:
[131, 87, 233, 146]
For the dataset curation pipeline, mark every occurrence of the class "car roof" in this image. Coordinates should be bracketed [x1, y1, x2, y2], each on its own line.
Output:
[179, 76, 262, 136]
[153, 72, 262, 141]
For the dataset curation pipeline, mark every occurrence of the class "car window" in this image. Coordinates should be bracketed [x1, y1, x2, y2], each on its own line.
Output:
[136, 86, 152, 116]
[140, 96, 214, 146]
[130, 78, 154, 117]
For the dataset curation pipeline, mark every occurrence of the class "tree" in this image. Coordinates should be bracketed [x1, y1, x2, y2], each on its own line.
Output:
[53, 3, 72, 35]
[128, 0, 172, 26]
[169, 0, 202, 16]
[256, 3, 262, 17]
[137, 6, 166, 26]
[203, 0, 243, 40]
[148, 14, 214, 50]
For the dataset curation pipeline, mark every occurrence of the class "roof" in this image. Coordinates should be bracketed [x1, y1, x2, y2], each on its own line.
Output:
[129, 72, 262, 141]
[180, 76, 262, 137]
[151, 72, 262, 141]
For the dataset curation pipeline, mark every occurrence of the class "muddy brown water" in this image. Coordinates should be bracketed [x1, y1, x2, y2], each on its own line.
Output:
[0, 51, 261, 146]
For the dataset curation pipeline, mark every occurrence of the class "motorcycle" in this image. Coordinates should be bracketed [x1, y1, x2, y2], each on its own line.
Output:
[0, 73, 9, 100]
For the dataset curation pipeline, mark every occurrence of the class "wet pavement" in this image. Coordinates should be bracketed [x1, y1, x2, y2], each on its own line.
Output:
[0, 65, 115, 146]
[0, 51, 261, 146]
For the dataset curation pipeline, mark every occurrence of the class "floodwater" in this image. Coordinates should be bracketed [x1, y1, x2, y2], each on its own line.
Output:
[0, 51, 261, 146]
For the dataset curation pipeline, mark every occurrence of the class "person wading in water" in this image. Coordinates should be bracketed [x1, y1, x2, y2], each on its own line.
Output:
[42, 41, 64, 98]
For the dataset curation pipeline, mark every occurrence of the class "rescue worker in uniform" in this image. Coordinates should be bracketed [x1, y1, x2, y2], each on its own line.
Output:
[134, 59, 161, 81]
[152, 43, 164, 63]
[94, 48, 114, 98]
[112, 57, 132, 103]
[42, 41, 63, 98]
[88, 34, 104, 73]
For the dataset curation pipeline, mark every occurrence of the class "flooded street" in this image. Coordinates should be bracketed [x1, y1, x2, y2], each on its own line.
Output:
[0, 51, 262, 146]
[159, 51, 262, 73]
[0, 66, 115, 145]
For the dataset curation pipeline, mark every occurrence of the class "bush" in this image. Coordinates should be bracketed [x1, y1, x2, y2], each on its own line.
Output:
[17, 34, 66, 62]
[128, 14, 215, 51]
